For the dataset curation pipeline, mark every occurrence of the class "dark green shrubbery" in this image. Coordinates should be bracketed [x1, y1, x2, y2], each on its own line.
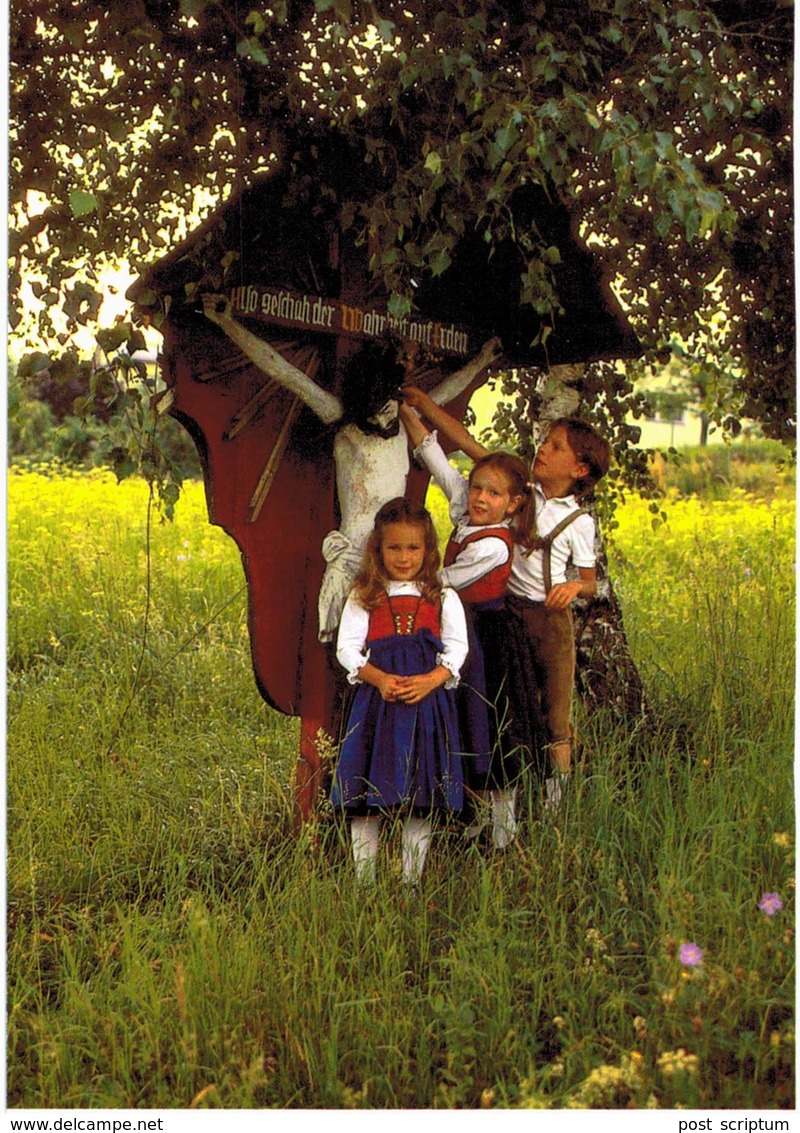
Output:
[8, 356, 202, 487]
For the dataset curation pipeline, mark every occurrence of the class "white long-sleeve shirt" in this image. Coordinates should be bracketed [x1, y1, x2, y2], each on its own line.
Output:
[413, 431, 513, 593]
[509, 485, 596, 602]
[336, 580, 469, 687]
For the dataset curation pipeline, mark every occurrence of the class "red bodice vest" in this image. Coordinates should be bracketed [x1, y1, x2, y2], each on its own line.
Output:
[367, 592, 442, 641]
[444, 526, 514, 604]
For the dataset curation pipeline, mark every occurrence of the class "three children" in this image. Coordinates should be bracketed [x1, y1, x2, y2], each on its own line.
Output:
[331, 386, 610, 884]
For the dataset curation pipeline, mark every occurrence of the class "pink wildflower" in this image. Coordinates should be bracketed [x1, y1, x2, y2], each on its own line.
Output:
[679, 942, 704, 967]
[758, 893, 784, 916]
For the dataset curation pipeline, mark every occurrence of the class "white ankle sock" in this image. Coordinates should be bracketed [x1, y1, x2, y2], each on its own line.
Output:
[350, 815, 381, 885]
[402, 815, 432, 885]
[544, 771, 570, 812]
[491, 788, 517, 848]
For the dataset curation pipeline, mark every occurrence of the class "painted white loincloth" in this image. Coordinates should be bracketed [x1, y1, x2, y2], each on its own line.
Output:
[317, 530, 365, 643]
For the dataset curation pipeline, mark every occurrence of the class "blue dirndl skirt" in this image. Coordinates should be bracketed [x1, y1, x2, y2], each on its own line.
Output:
[331, 627, 464, 812]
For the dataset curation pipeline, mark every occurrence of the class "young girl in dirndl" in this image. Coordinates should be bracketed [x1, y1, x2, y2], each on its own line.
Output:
[331, 498, 468, 886]
[400, 404, 527, 847]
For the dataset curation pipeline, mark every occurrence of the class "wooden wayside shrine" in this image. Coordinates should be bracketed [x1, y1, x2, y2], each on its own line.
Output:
[127, 129, 640, 826]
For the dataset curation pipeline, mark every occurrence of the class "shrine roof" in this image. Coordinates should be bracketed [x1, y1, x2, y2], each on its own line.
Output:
[128, 128, 640, 368]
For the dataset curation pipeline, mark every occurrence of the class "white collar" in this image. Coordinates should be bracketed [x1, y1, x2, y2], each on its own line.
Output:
[456, 516, 513, 535]
[534, 482, 578, 507]
[384, 579, 422, 595]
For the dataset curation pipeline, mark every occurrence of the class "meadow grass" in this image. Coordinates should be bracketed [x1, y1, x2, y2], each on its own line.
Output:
[6, 467, 795, 1110]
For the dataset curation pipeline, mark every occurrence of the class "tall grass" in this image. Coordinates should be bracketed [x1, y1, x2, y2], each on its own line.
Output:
[7, 467, 795, 1110]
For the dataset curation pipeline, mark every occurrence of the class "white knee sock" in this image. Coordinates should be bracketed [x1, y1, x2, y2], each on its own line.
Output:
[491, 787, 517, 849]
[402, 815, 432, 886]
[350, 815, 381, 886]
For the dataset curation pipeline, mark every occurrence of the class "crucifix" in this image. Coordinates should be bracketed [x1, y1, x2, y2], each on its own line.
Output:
[143, 204, 504, 827]
[202, 294, 500, 634]
[198, 288, 500, 824]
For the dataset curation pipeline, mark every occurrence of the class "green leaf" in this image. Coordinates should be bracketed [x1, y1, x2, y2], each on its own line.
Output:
[685, 207, 701, 242]
[387, 293, 411, 318]
[315, 0, 351, 17]
[429, 249, 451, 276]
[127, 330, 148, 354]
[634, 147, 657, 188]
[96, 324, 132, 353]
[675, 9, 699, 31]
[375, 18, 395, 43]
[135, 289, 159, 309]
[237, 37, 269, 64]
[69, 191, 100, 218]
[245, 11, 266, 36]
[654, 211, 672, 238]
[697, 189, 724, 214]
[424, 151, 443, 175]
[494, 124, 514, 154]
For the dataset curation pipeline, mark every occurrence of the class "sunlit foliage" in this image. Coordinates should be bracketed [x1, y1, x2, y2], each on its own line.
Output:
[9, 1, 794, 442]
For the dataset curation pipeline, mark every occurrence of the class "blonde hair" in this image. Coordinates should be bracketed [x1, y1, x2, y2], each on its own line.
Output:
[353, 497, 442, 611]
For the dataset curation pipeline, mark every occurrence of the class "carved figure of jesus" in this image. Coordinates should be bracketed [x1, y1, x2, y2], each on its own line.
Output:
[203, 295, 501, 640]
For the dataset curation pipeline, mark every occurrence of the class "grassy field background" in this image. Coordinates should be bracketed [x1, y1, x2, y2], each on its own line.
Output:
[6, 459, 795, 1110]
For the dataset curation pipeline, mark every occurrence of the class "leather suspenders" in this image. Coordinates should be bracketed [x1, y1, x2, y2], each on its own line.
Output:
[530, 507, 590, 595]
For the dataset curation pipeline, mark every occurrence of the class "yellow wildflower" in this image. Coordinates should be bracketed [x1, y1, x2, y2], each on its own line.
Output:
[566, 1054, 645, 1108]
[657, 1049, 699, 1078]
